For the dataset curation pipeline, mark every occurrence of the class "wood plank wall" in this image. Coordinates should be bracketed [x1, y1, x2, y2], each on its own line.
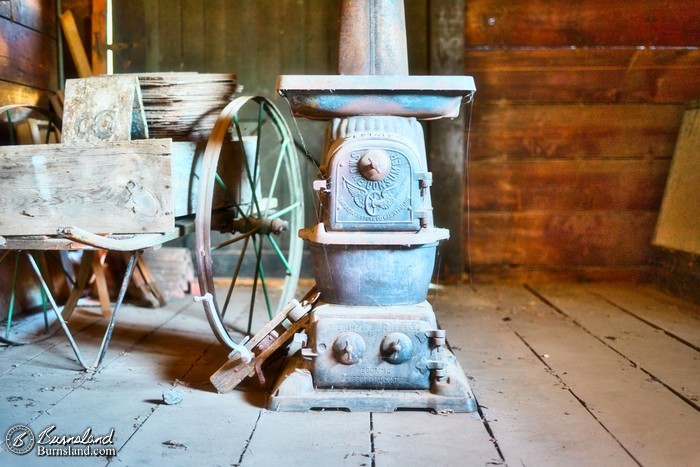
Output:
[465, 1, 700, 282]
[0, 0, 58, 112]
[112, 0, 429, 259]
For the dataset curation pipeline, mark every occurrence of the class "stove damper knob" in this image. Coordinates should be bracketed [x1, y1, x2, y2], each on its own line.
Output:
[380, 332, 413, 364]
[357, 149, 391, 181]
[332, 332, 366, 365]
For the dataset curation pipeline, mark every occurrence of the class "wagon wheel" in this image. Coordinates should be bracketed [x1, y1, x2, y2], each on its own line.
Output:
[195, 96, 304, 350]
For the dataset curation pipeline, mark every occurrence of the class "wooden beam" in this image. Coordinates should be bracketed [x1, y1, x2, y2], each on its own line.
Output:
[60, 9, 92, 78]
[428, 0, 466, 283]
[0, 139, 173, 236]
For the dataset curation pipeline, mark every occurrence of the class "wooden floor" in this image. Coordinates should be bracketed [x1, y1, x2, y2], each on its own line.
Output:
[0, 283, 698, 466]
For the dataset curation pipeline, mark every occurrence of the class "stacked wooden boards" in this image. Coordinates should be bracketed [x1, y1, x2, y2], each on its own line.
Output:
[137, 73, 240, 141]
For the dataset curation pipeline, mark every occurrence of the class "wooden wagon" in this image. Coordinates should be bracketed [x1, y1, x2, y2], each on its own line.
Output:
[0, 75, 304, 370]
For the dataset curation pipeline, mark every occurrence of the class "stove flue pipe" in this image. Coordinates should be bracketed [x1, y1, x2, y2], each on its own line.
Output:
[338, 0, 409, 76]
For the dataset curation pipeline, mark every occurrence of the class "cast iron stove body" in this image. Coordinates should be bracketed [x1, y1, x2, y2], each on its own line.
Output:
[270, 0, 476, 411]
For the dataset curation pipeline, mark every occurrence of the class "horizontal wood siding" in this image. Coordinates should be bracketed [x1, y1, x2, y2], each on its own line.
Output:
[0, 0, 57, 115]
[465, 1, 700, 47]
[465, 0, 700, 282]
[0, 0, 56, 36]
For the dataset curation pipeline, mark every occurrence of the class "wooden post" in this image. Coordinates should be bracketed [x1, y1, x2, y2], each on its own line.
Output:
[428, 0, 467, 283]
[91, 0, 108, 75]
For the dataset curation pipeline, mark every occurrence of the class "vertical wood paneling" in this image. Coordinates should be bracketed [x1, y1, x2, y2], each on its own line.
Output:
[182, 0, 205, 70]
[157, 0, 183, 71]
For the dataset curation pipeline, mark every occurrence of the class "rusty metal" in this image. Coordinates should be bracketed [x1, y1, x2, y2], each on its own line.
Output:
[338, 0, 408, 75]
[277, 75, 475, 120]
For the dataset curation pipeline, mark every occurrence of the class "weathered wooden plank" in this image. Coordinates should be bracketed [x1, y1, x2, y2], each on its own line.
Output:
[470, 104, 683, 160]
[650, 248, 700, 305]
[585, 283, 700, 349]
[111, 0, 148, 73]
[653, 102, 700, 254]
[372, 412, 501, 466]
[0, 299, 205, 464]
[435, 285, 637, 466]
[465, 48, 700, 105]
[0, 139, 173, 236]
[469, 211, 658, 267]
[532, 284, 700, 407]
[477, 285, 700, 466]
[241, 411, 371, 466]
[157, 0, 182, 71]
[0, 17, 58, 91]
[0, 0, 56, 36]
[62, 75, 142, 144]
[202, 0, 225, 73]
[0, 80, 50, 107]
[304, 0, 340, 75]
[279, 0, 307, 76]
[466, 265, 653, 284]
[469, 159, 669, 211]
[405, 0, 428, 75]
[465, 0, 700, 47]
[181, 0, 205, 71]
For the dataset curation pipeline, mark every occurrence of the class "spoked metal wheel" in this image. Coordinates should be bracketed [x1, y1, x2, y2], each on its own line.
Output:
[195, 96, 304, 350]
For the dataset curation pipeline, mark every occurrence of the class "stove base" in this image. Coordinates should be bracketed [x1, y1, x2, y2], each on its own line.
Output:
[269, 351, 477, 413]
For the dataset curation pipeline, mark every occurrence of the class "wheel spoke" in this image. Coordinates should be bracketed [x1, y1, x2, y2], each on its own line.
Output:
[5, 253, 20, 339]
[269, 201, 302, 221]
[253, 235, 273, 320]
[246, 234, 262, 336]
[195, 96, 303, 351]
[212, 227, 259, 251]
[222, 235, 250, 319]
[233, 114, 263, 217]
[263, 140, 288, 218]
[267, 234, 292, 275]
[214, 173, 247, 219]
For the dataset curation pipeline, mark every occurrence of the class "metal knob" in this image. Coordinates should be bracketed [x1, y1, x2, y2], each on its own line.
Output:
[380, 332, 413, 364]
[332, 332, 366, 365]
[357, 149, 391, 181]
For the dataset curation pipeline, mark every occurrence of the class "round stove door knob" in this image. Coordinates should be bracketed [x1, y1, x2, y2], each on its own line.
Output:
[357, 149, 391, 181]
[333, 332, 366, 365]
[380, 332, 413, 364]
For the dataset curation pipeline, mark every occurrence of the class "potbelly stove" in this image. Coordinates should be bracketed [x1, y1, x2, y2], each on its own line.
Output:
[268, 0, 477, 412]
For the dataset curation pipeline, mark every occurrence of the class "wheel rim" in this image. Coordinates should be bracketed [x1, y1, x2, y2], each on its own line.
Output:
[195, 96, 304, 349]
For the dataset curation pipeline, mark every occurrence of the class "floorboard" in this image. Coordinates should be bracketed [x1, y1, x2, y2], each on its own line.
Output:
[483, 285, 699, 466]
[531, 284, 699, 408]
[586, 283, 700, 349]
[433, 286, 638, 467]
[1, 283, 698, 466]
